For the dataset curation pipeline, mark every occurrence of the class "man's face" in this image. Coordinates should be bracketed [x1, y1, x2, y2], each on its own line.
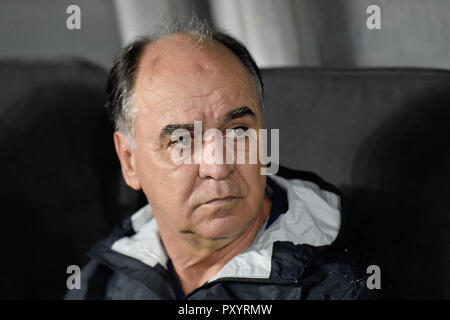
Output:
[123, 35, 266, 241]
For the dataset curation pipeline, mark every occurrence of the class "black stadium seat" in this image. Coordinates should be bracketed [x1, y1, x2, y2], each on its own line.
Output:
[0, 59, 144, 299]
[262, 67, 450, 299]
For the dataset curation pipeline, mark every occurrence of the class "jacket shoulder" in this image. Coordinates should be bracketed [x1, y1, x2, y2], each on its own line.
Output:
[276, 165, 341, 196]
[64, 258, 165, 300]
[64, 259, 116, 300]
[300, 244, 378, 300]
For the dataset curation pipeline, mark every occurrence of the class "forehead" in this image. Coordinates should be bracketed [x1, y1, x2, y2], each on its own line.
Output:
[134, 34, 258, 110]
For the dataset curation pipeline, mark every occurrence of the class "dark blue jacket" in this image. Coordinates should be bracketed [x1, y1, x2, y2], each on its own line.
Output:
[65, 168, 376, 300]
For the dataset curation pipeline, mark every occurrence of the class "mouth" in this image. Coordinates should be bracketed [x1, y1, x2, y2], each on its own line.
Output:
[202, 196, 241, 206]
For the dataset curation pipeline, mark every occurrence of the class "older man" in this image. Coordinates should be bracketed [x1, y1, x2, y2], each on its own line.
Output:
[66, 20, 374, 300]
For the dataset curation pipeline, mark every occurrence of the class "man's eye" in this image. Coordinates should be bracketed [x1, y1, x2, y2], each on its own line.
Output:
[230, 126, 248, 137]
[171, 134, 191, 146]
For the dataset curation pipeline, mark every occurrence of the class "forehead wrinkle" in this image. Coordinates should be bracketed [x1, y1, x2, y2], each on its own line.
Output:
[139, 60, 218, 106]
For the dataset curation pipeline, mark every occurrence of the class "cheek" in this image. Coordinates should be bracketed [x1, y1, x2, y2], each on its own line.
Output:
[135, 149, 198, 211]
[237, 164, 266, 201]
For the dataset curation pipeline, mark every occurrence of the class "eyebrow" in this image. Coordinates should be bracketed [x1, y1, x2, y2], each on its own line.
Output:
[222, 106, 256, 122]
[159, 106, 256, 141]
[160, 124, 195, 140]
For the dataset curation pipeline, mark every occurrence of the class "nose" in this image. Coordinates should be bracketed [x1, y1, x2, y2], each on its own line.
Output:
[199, 162, 235, 180]
[198, 136, 235, 180]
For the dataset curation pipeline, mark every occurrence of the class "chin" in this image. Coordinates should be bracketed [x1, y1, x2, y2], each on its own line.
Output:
[196, 215, 253, 240]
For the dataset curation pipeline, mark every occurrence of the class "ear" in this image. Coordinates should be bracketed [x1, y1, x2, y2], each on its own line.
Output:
[113, 131, 141, 190]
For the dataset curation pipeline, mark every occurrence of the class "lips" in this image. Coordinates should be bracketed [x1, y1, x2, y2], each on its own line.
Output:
[202, 196, 241, 206]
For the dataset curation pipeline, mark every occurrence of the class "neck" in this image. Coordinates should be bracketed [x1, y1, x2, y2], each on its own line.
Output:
[159, 195, 272, 295]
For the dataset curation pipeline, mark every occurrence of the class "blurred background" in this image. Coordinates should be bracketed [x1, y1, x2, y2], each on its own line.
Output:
[1, 0, 449, 300]
[1, 0, 450, 69]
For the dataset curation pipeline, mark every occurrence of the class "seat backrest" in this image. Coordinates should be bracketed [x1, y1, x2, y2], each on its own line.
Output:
[0, 59, 138, 299]
[262, 67, 450, 299]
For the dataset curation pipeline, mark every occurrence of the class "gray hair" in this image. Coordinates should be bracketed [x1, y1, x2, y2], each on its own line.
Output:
[106, 17, 264, 148]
